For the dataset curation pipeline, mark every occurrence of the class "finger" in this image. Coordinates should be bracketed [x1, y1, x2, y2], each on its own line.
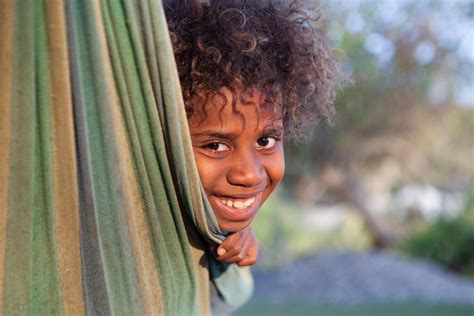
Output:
[237, 239, 259, 266]
[220, 233, 253, 263]
[216, 230, 244, 259]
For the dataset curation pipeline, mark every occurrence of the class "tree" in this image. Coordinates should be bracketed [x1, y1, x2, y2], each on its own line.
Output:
[284, 0, 474, 248]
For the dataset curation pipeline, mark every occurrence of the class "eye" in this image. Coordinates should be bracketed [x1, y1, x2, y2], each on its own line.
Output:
[204, 142, 229, 152]
[255, 136, 277, 150]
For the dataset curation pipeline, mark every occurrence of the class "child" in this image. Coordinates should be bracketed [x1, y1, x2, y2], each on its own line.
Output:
[164, 0, 338, 305]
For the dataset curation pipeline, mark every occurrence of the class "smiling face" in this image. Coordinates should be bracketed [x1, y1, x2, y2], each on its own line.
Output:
[188, 88, 285, 233]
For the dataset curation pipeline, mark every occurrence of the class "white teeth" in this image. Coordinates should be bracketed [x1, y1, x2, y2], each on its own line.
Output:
[244, 197, 255, 207]
[219, 196, 255, 209]
[233, 201, 244, 208]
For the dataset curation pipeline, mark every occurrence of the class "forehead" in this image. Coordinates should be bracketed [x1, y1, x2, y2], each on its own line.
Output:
[188, 88, 281, 128]
[188, 87, 282, 131]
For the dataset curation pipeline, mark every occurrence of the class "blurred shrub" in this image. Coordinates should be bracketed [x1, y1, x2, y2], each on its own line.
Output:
[254, 189, 371, 267]
[400, 191, 474, 276]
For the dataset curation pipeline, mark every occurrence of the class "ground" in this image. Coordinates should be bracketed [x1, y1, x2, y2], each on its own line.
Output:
[236, 250, 474, 316]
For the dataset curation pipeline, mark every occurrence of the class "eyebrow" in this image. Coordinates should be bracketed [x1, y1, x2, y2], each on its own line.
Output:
[190, 132, 238, 139]
[263, 126, 284, 136]
[191, 126, 284, 139]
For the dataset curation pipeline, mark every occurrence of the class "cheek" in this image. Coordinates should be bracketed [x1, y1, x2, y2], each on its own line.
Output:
[266, 149, 285, 189]
[194, 155, 225, 192]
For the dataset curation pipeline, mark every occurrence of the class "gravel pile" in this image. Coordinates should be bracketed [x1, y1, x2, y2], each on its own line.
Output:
[252, 250, 474, 304]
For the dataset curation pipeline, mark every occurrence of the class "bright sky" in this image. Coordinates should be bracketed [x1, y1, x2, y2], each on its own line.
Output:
[322, 0, 474, 106]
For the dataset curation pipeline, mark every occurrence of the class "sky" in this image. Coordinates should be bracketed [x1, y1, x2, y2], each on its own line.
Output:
[322, 0, 474, 106]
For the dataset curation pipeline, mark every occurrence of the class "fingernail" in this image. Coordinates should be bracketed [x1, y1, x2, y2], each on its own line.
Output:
[217, 248, 226, 256]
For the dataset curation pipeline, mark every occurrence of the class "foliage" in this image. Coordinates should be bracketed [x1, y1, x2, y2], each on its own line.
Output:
[291, 0, 474, 185]
[400, 192, 474, 276]
[254, 190, 371, 267]
[280, 0, 474, 248]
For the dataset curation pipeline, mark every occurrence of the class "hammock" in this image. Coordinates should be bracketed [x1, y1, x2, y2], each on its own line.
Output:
[0, 0, 252, 314]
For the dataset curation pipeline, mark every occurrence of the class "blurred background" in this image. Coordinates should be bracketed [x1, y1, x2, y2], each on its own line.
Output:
[238, 0, 474, 315]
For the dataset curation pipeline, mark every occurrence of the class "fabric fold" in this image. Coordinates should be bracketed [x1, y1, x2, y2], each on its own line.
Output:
[0, 0, 253, 314]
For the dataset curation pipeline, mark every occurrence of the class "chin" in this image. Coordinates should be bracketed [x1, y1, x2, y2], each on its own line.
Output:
[218, 219, 252, 233]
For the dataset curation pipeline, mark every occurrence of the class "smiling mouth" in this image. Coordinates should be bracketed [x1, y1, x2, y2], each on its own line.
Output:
[217, 196, 256, 210]
[210, 193, 261, 222]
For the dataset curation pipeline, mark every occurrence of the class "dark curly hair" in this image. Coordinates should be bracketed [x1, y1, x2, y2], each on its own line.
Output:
[164, 0, 339, 139]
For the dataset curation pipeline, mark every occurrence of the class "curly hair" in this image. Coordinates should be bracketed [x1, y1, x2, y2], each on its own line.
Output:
[164, 0, 339, 139]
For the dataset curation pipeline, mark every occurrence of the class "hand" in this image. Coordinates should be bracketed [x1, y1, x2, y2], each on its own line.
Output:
[215, 226, 259, 266]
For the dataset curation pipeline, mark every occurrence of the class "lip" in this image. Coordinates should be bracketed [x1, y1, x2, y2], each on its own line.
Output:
[215, 192, 261, 199]
[210, 193, 261, 222]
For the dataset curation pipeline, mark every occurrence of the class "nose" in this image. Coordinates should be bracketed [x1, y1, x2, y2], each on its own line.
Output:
[226, 150, 265, 188]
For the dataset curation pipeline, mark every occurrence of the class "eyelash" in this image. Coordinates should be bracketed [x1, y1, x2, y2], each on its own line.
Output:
[203, 142, 229, 152]
[255, 136, 279, 149]
[202, 135, 281, 154]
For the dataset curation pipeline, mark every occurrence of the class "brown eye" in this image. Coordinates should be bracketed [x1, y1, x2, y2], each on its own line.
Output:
[205, 142, 229, 152]
[257, 137, 269, 147]
[256, 137, 276, 149]
[207, 143, 219, 150]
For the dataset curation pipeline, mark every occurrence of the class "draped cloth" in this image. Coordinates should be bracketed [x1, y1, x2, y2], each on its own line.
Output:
[0, 0, 252, 314]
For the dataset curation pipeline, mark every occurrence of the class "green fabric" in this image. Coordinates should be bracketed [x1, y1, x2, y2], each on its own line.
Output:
[3, 1, 62, 314]
[0, 0, 252, 314]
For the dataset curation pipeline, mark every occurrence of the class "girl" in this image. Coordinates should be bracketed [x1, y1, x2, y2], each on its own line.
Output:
[164, 0, 339, 311]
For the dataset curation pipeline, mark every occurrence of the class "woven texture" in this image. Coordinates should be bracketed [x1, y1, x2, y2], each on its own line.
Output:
[0, 0, 252, 314]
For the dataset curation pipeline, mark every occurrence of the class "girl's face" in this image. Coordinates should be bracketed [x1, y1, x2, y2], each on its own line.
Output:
[188, 88, 285, 233]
